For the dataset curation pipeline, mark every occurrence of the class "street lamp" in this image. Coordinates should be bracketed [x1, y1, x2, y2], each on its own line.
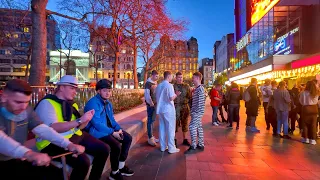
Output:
[127, 73, 130, 89]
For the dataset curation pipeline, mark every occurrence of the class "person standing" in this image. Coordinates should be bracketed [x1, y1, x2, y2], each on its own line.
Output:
[245, 78, 261, 133]
[0, 79, 84, 180]
[210, 84, 222, 126]
[185, 72, 206, 154]
[226, 82, 241, 129]
[299, 81, 319, 145]
[260, 79, 272, 130]
[289, 85, 300, 134]
[155, 71, 180, 154]
[273, 81, 291, 139]
[174, 72, 192, 146]
[267, 81, 278, 136]
[144, 70, 159, 146]
[84, 79, 134, 180]
[35, 75, 110, 180]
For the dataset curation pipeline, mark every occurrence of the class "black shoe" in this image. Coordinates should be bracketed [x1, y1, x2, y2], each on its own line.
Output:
[272, 133, 277, 137]
[175, 139, 177, 147]
[184, 146, 197, 154]
[109, 171, 124, 180]
[227, 125, 233, 129]
[282, 135, 291, 139]
[119, 166, 134, 177]
[197, 145, 204, 151]
[183, 139, 191, 146]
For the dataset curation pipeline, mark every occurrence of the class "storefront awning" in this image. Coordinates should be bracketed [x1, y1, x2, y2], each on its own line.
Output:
[291, 53, 320, 69]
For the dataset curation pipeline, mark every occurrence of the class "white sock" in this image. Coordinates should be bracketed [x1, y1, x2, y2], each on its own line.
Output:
[112, 170, 119, 175]
[119, 161, 125, 169]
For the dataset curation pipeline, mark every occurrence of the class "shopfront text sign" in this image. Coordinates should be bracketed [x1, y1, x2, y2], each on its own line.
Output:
[236, 32, 251, 52]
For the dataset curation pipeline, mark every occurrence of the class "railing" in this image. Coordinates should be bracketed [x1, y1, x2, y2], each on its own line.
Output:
[30, 86, 144, 112]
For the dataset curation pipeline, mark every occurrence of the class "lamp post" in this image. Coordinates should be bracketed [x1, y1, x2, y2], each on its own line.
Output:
[127, 73, 130, 89]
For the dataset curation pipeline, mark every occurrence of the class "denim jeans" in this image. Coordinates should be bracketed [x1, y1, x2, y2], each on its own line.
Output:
[277, 110, 289, 135]
[147, 105, 156, 138]
[212, 106, 219, 123]
[228, 104, 240, 127]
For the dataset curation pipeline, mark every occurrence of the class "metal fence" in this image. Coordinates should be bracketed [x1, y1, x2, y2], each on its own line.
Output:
[30, 87, 144, 112]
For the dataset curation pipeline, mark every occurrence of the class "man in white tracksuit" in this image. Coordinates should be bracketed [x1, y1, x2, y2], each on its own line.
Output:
[155, 71, 180, 154]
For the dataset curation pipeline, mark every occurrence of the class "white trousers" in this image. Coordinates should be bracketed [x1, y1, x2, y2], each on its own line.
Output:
[158, 111, 176, 152]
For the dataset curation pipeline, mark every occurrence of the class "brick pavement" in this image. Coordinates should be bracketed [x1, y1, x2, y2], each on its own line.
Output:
[105, 99, 320, 180]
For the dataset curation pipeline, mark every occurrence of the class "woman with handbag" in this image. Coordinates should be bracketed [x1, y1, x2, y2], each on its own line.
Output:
[299, 81, 319, 145]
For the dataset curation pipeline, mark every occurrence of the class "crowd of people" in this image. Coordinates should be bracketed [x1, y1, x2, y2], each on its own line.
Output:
[0, 76, 134, 180]
[209, 77, 320, 145]
[144, 70, 206, 154]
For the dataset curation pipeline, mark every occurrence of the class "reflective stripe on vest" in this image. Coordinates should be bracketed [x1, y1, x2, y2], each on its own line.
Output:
[36, 99, 82, 151]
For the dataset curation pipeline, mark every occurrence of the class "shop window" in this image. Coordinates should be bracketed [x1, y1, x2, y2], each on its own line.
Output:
[23, 27, 29, 33]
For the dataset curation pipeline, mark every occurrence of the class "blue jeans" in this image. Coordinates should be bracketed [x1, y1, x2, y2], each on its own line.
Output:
[276, 110, 289, 135]
[212, 106, 219, 123]
[228, 104, 240, 127]
[147, 105, 156, 138]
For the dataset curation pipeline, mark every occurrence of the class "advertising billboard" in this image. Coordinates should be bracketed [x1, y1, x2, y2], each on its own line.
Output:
[274, 27, 299, 55]
[251, 0, 280, 26]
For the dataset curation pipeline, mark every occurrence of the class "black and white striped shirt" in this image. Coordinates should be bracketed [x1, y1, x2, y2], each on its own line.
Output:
[191, 85, 206, 115]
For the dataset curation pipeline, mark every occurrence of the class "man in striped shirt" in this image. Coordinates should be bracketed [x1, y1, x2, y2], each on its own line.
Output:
[185, 72, 206, 154]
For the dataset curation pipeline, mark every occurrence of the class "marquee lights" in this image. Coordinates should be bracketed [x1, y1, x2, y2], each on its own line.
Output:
[229, 65, 273, 82]
[251, 0, 280, 26]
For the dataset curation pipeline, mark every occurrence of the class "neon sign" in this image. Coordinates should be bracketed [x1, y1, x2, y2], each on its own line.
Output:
[274, 27, 299, 55]
[251, 0, 280, 26]
[236, 32, 251, 52]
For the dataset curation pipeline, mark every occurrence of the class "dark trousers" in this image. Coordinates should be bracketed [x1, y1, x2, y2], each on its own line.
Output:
[228, 104, 240, 127]
[289, 109, 298, 132]
[268, 106, 277, 134]
[263, 102, 270, 129]
[99, 131, 132, 171]
[301, 114, 318, 140]
[42, 132, 110, 180]
[218, 105, 226, 121]
[0, 159, 63, 180]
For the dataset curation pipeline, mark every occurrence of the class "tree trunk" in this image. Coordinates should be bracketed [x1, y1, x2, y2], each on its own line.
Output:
[143, 68, 148, 85]
[113, 52, 119, 88]
[29, 0, 48, 86]
[133, 42, 138, 89]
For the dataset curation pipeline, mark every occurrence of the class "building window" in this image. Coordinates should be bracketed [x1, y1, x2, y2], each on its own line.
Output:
[14, 51, 25, 55]
[5, 33, 11, 38]
[5, 50, 11, 55]
[13, 68, 23, 72]
[96, 41, 101, 46]
[126, 64, 131, 70]
[13, 34, 19, 38]
[13, 59, 26, 64]
[23, 27, 29, 33]
[118, 73, 120, 78]
[21, 42, 30, 47]
[0, 68, 11, 72]
[0, 59, 11, 63]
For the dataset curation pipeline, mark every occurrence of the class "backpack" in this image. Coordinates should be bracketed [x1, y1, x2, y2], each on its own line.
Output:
[243, 87, 251, 102]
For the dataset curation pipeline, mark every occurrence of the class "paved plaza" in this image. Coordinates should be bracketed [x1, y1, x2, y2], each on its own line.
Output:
[107, 99, 320, 180]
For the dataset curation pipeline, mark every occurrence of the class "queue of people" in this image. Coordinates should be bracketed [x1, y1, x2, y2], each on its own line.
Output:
[209, 77, 320, 145]
[0, 76, 135, 180]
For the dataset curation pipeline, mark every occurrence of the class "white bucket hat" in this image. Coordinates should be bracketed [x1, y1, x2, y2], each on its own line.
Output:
[56, 75, 78, 87]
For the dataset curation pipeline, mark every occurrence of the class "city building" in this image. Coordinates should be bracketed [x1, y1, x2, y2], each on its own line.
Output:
[230, 0, 320, 87]
[234, 0, 252, 42]
[0, 8, 60, 82]
[199, 58, 214, 86]
[49, 50, 90, 84]
[89, 26, 134, 88]
[215, 33, 235, 74]
[150, 36, 199, 80]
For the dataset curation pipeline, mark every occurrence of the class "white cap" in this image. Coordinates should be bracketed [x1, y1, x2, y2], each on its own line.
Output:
[56, 75, 78, 87]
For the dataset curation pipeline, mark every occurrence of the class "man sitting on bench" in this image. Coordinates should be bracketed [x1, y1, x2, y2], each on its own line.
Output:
[84, 79, 134, 180]
[0, 79, 84, 180]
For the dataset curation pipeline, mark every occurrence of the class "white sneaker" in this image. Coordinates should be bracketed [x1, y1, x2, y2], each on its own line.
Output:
[310, 140, 317, 145]
[154, 137, 159, 143]
[301, 138, 310, 144]
[148, 137, 157, 146]
[212, 122, 219, 126]
[168, 148, 180, 154]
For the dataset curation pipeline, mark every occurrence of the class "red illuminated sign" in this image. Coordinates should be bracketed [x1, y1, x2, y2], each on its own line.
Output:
[291, 54, 320, 69]
[251, 0, 280, 26]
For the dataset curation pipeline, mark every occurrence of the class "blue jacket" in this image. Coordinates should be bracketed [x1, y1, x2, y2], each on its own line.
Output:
[84, 94, 121, 138]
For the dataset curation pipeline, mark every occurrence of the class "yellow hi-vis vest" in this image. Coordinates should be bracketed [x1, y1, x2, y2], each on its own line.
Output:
[36, 99, 82, 151]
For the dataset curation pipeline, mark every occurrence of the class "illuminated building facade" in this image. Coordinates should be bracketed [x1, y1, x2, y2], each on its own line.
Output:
[231, 0, 320, 87]
[0, 8, 60, 82]
[150, 36, 199, 80]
